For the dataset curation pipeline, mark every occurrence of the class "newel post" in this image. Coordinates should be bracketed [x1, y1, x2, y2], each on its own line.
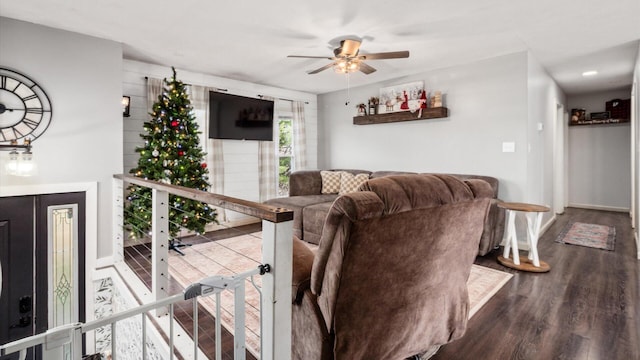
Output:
[152, 189, 169, 316]
[260, 219, 293, 360]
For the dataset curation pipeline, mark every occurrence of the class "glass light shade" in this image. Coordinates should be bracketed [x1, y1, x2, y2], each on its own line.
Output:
[5, 150, 37, 176]
[5, 151, 19, 174]
[333, 59, 360, 74]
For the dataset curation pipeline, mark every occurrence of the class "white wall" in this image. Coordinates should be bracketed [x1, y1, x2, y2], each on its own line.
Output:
[318, 52, 529, 201]
[633, 42, 640, 256]
[0, 17, 122, 258]
[567, 89, 632, 211]
[123, 60, 318, 205]
[526, 52, 567, 224]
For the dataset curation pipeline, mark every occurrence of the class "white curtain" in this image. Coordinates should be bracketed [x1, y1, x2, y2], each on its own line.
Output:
[259, 97, 278, 202]
[190, 85, 227, 222]
[292, 101, 307, 171]
[146, 77, 163, 112]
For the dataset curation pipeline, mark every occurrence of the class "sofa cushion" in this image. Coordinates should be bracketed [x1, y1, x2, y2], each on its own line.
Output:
[370, 170, 416, 178]
[264, 194, 338, 239]
[320, 171, 342, 194]
[338, 172, 369, 195]
[302, 202, 335, 245]
[359, 174, 474, 215]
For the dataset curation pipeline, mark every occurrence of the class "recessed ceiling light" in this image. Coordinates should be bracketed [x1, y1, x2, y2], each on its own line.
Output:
[582, 70, 598, 77]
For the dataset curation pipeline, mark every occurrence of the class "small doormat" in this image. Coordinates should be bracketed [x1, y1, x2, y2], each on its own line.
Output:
[555, 222, 616, 250]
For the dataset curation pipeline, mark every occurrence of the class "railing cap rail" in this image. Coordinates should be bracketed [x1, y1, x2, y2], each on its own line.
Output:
[114, 174, 293, 223]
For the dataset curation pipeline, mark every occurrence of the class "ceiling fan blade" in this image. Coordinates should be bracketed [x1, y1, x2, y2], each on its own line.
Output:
[336, 39, 361, 57]
[359, 62, 377, 75]
[307, 62, 335, 74]
[288, 55, 335, 59]
[358, 51, 410, 60]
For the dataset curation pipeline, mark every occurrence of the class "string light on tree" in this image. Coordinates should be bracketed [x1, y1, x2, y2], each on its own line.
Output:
[124, 66, 217, 240]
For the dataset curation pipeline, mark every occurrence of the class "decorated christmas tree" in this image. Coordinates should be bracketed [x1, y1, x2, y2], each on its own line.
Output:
[124, 67, 216, 239]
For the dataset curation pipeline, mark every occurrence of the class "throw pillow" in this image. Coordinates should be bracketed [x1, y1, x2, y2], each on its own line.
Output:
[339, 172, 370, 195]
[321, 171, 342, 194]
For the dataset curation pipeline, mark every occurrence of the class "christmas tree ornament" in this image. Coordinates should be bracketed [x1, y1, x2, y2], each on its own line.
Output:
[124, 67, 216, 240]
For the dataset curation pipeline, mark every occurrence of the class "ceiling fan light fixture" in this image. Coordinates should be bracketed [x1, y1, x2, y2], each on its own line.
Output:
[334, 59, 360, 74]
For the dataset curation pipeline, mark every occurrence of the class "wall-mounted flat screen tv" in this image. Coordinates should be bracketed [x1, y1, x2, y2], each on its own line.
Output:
[208, 91, 274, 141]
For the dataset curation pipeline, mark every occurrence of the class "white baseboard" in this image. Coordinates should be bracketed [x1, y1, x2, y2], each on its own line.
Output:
[568, 203, 630, 213]
[540, 214, 556, 236]
[95, 256, 114, 269]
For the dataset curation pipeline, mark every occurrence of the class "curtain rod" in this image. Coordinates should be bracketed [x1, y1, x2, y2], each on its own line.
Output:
[144, 76, 309, 104]
[258, 94, 309, 105]
[144, 76, 228, 92]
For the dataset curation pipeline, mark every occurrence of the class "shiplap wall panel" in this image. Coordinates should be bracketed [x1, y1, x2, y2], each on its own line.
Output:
[122, 60, 318, 224]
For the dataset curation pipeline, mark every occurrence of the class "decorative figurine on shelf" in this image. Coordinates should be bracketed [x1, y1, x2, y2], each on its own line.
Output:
[368, 97, 379, 115]
[570, 108, 585, 123]
[400, 90, 409, 110]
[419, 89, 428, 109]
[385, 95, 402, 112]
[356, 103, 367, 116]
[433, 91, 442, 107]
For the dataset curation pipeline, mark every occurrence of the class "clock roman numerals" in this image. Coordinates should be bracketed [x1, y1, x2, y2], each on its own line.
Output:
[22, 118, 40, 129]
[0, 68, 52, 142]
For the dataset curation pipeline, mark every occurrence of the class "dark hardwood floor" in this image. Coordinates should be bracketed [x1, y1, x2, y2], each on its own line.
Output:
[434, 207, 639, 360]
[124, 208, 638, 360]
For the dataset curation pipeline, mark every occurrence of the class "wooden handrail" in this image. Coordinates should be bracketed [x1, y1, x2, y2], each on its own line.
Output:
[114, 174, 293, 223]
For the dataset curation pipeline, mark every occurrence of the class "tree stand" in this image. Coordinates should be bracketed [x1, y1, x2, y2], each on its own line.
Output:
[169, 238, 191, 256]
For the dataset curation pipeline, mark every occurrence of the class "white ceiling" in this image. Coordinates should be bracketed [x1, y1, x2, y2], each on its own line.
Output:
[1, 0, 639, 95]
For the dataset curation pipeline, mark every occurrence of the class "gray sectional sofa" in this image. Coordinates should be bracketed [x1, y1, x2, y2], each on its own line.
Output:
[265, 169, 506, 256]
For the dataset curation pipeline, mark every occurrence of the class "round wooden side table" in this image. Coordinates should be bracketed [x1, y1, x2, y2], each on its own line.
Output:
[497, 202, 551, 273]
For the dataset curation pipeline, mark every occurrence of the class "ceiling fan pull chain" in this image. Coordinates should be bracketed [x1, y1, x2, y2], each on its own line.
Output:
[345, 73, 351, 105]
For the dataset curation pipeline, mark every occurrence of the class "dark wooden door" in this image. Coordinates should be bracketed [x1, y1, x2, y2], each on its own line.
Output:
[0, 196, 36, 360]
[0, 192, 85, 359]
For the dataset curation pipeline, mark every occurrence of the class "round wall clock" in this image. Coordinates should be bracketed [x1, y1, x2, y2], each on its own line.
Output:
[0, 68, 52, 143]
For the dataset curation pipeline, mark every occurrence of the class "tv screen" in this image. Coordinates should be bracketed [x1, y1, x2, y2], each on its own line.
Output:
[208, 91, 274, 141]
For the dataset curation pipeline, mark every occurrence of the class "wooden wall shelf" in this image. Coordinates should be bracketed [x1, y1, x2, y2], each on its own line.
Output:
[569, 118, 629, 126]
[353, 107, 449, 125]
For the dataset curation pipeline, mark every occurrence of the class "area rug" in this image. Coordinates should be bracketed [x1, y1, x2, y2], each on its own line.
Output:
[555, 222, 616, 250]
[168, 232, 513, 357]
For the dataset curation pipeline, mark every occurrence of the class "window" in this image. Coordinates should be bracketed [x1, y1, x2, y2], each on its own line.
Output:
[278, 116, 293, 197]
[49, 204, 79, 360]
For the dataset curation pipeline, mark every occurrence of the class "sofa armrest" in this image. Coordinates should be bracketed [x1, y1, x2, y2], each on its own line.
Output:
[292, 236, 315, 303]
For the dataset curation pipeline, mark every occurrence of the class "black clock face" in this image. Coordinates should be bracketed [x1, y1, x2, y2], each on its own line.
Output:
[0, 68, 52, 143]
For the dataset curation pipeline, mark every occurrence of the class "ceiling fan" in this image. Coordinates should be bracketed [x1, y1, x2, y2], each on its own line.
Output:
[288, 39, 409, 75]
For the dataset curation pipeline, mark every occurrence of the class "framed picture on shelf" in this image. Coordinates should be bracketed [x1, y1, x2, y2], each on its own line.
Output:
[379, 81, 424, 114]
[570, 108, 586, 124]
[590, 111, 610, 120]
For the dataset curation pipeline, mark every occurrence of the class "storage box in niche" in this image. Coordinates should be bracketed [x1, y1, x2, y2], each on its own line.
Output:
[605, 98, 630, 119]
